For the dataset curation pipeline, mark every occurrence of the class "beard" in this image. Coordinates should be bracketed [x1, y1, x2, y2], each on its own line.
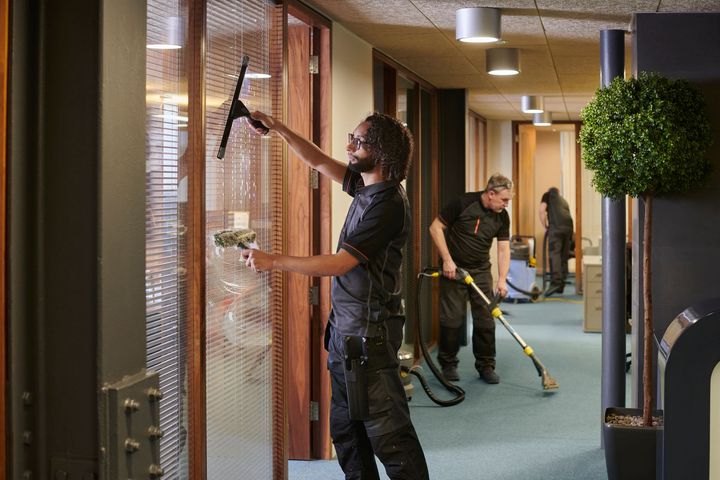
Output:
[348, 154, 377, 173]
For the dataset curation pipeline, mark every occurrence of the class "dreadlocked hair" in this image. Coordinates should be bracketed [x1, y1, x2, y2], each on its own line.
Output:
[362, 112, 414, 182]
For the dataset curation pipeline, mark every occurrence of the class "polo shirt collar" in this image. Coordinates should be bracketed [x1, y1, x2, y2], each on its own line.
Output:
[479, 190, 493, 212]
[357, 179, 397, 195]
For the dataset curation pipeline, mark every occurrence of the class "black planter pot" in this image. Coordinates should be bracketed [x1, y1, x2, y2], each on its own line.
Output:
[603, 407, 663, 480]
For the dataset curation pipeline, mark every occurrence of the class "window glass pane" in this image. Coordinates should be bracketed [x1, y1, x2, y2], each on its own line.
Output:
[145, 0, 190, 478]
[205, 1, 282, 478]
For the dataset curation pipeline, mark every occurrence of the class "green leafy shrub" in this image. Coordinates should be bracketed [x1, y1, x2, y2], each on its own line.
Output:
[579, 72, 712, 426]
[580, 72, 712, 199]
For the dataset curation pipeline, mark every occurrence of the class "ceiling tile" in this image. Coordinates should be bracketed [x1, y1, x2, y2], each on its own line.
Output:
[302, 0, 720, 120]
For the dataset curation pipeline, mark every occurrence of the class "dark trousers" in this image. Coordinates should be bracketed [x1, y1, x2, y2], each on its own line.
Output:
[548, 228, 572, 287]
[327, 325, 429, 480]
[437, 269, 495, 371]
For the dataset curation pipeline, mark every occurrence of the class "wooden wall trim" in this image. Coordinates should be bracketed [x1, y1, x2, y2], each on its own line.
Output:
[574, 122, 584, 293]
[277, 2, 290, 476]
[0, 0, 8, 472]
[482, 118, 488, 185]
[511, 121, 520, 235]
[430, 90, 440, 341]
[286, 18, 313, 459]
[313, 24, 333, 461]
[288, 0, 331, 28]
[411, 84, 422, 357]
[372, 49, 437, 92]
[467, 110, 487, 189]
[187, 1, 207, 478]
[271, 2, 289, 480]
[382, 64, 396, 117]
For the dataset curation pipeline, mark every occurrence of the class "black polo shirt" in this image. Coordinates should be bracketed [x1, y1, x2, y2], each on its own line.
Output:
[439, 191, 510, 270]
[541, 190, 573, 231]
[330, 169, 410, 338]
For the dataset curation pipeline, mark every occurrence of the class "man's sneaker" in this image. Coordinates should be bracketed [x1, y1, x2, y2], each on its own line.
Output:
[442, 365, 460, 381]
[479, 366, 500, 384]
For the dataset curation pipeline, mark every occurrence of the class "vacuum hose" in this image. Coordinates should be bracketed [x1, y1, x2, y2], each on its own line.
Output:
[400, 268, 465, 407]
[505, 279, 543, 301]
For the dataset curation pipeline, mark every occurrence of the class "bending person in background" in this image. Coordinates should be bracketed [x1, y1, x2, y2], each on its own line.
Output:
[539, 186, 574, 295]
[242, 111, 429, 480]
[428, 174, 512, 385]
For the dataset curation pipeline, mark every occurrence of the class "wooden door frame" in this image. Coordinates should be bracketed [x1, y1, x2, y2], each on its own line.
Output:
[1, 0, 8, 471]
[371, 50, 440, 354]
[285, 0, 333, 461]
[512, 120, 584, 291]
[468, 110, 488, 190]
[186, 1, 207, 478]
[184, 1, 290, 476]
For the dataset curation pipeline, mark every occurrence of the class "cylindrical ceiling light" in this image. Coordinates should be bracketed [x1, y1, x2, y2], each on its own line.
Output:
[533, 111, 553, 126]
[456, 7, 501, 43]
[147, 16, 183, 50]
[486, 48, 520, 76]
[521, 95, 544, 113]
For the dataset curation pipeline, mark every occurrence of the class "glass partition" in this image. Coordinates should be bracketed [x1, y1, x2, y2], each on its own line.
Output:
[205, 0, 282, 477]
[145, 1, 190, 477]
[145, 1, 284, 477]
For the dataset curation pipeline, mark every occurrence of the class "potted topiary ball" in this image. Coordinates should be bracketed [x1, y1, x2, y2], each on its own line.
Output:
[579, 71, 712, 480]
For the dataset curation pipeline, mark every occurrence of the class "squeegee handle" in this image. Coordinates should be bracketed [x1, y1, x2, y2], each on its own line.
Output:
[248, 117, 269, 134]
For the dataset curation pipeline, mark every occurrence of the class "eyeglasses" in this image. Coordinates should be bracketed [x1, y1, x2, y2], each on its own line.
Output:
[348, 133, 370, 150]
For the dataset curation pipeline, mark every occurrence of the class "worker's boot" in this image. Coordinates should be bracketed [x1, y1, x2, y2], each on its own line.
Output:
[438, 326, 461, 381]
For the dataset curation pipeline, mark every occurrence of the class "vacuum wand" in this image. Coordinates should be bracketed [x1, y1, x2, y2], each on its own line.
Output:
[456, 267, 560, 391]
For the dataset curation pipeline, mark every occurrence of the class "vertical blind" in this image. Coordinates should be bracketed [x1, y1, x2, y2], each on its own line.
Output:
[145, 0, 190, 478]
[205, 1, 282, 478]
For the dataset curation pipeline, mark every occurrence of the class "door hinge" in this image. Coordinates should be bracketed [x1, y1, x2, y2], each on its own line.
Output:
[308, 285, 319, 306]
[309, 168, 319, 189]
[310, 401, 319, 421]
[309, 55, 319, 75]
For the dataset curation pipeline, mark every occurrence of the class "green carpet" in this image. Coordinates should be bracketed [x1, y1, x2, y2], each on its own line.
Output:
[290, 286, 625, 479]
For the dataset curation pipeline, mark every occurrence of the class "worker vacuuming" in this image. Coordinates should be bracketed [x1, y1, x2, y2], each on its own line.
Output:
[241, 111, 430, 480]
[429, 174, 512, 384]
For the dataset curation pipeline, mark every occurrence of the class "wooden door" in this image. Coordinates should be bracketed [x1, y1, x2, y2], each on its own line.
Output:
[513, 122, 585, 287]
[286, 3, 331, 460]
[516, 124, 537, 237]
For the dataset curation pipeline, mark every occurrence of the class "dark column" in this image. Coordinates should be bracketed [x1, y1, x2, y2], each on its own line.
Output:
[599, 29, 627, 439]
[437, 89, 467, 207]
[8, 0, 148, 478]
[437, 89, 467, 344]
[632, 11, 720, 416]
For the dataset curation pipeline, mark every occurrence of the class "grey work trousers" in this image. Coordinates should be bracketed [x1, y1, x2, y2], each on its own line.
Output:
[437, 268, 496, 371]
[327, 323, 429, 480]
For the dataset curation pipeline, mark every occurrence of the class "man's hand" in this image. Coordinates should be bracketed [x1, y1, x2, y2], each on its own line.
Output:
[496, 279, 508, 298]
[442, 259, 457, 280]
[241, 248, 275, 272]
[247, 111, 274, 134]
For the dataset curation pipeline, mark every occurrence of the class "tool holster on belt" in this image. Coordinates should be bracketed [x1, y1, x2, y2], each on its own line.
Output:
[343, 335, 370, 421]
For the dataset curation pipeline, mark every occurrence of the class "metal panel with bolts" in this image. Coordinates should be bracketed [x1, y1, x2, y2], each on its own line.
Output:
[100, 370, 163, 480]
